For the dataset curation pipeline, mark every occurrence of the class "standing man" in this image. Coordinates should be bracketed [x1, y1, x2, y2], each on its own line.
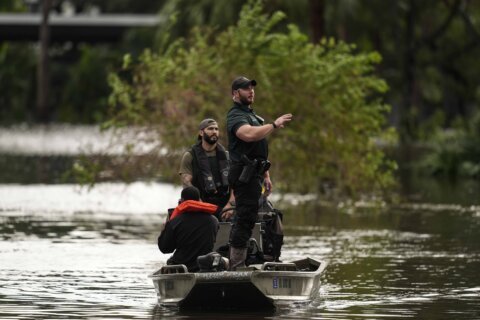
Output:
[226, 76, 292, 270]
[179, 118, 235, 219]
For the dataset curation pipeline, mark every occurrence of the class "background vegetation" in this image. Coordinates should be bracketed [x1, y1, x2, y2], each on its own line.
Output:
[98, 0, 396, 198]
[1, 0, 479, 195]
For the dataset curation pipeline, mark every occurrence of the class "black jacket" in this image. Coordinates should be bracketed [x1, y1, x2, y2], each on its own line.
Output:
[158, 212, 219, 272]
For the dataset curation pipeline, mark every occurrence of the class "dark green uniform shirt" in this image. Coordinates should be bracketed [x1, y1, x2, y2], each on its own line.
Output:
[226, 102, 268, 163]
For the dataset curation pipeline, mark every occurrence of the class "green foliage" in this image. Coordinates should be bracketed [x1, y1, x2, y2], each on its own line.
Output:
[0, 0, 162, 124]
[420, 111, 480, 178]
[70, 156, 103, 189]
[92, 0, 397, 198]
[0, 0, 26, 11]
[57, 45, 115, 123]
[158, 0, 245, 39]
[262, 0, 478, 143]
[0, 43, 36, 123]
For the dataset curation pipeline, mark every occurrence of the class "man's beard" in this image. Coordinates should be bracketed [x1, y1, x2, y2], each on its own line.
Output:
[203, 134, 218, 145]
[239, 95, 253, 105]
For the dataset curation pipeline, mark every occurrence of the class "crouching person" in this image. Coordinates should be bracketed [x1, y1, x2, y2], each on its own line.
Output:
[158, 186, 219, 272]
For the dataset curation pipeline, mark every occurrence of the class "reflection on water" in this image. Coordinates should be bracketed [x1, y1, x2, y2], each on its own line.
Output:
[1, 183, 479, 319]
[0, 182, 181, 215]
[1, 126, 479, 319]
[290, 204, 480, 320]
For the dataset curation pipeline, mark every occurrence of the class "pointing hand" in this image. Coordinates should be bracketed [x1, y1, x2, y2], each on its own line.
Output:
[273, 113, 293, 128]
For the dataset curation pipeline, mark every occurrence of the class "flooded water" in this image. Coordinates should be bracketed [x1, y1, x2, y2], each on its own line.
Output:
[1, 126, 479, 319]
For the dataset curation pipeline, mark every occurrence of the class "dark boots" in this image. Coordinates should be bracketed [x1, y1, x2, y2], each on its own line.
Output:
[229, 246, 247, 270]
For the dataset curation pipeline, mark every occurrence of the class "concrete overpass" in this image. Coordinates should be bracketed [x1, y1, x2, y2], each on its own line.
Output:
[0, 13, 164, 43]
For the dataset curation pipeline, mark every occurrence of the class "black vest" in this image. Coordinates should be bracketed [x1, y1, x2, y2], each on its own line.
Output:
[191, 142, 230, 207]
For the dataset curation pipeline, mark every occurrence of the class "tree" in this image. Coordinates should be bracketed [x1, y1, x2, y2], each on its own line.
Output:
[308, 0, 326, 43]
[325, 0, 480, 142]
[78, 0, 396, 199]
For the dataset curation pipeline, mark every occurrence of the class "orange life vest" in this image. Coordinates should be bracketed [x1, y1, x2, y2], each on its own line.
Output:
[169, 200, 218, 221]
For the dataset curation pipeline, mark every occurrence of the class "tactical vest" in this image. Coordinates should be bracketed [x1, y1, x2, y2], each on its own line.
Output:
[190, 142, 230, 207]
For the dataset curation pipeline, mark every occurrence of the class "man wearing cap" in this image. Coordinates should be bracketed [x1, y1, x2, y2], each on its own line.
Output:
[179, 118, 235, 218]
[226, 76, 292, 270]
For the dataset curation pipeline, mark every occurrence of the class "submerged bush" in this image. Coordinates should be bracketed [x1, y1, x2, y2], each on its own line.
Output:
[81, 0, 397, 199]
[420, 111, 480, 178]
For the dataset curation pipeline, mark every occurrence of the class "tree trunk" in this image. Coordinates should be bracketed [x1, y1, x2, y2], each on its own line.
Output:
[37, 0, 51, 122]
[401, 0, 416, 142]
[309, 0, 325, 43]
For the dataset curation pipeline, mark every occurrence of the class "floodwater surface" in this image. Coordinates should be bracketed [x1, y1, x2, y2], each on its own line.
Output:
[1, 183, 479, 320]
[1, 126, 479, 319]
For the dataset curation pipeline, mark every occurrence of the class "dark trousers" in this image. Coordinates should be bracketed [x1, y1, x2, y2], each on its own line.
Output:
[228, 164, 263, 248]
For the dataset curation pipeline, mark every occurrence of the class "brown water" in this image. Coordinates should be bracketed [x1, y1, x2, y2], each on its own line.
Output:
[1, 184, 479, 320]
[0, 126, 479, 319]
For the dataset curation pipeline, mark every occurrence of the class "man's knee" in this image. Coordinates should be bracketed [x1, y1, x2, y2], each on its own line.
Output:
[236, 215, 256, 230]
[236, 203, 258, 223]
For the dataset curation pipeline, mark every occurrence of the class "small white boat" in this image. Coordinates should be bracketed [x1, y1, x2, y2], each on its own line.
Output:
[149, 257, 327, 311]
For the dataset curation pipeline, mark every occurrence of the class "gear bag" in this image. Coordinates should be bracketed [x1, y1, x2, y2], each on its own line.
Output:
[257, 196, 284, 262]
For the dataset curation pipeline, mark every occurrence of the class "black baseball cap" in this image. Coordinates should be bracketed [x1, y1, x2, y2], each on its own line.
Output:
[231, 76, 257, 91]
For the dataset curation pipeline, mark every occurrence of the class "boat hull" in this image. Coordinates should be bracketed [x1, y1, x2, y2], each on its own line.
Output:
[150, 258, 327, 311]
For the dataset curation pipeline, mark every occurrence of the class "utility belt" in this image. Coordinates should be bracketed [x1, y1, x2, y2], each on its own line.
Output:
[238, 154, 271, 183]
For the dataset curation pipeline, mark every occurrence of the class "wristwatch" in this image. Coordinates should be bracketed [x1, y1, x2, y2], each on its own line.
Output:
[272, 122, 278, 129]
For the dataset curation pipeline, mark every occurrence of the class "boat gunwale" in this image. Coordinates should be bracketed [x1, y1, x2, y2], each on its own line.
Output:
[149, 259, 328, 281]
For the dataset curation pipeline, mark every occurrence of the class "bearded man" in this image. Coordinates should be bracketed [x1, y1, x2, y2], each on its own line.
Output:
[226, 76, 292, 270]
[179, 118, 235, 217]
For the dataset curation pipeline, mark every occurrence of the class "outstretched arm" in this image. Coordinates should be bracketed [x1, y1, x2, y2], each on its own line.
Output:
[236, 114, 293, 142]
